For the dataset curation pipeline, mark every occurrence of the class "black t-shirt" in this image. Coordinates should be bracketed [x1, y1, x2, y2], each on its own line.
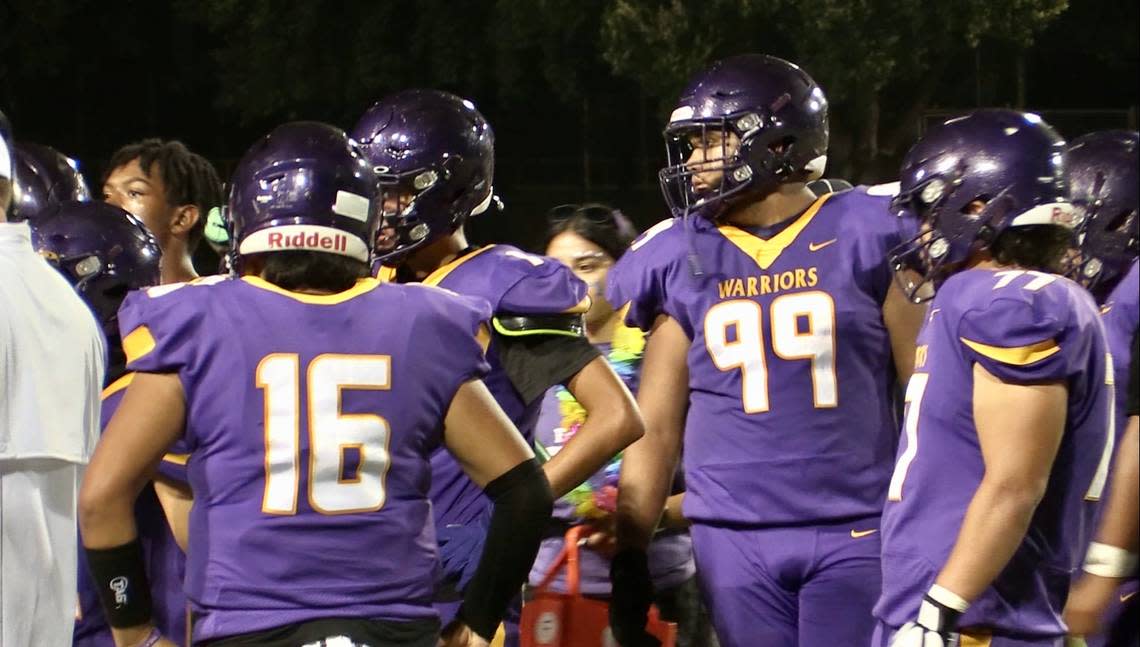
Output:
[495, 330, 600, 404]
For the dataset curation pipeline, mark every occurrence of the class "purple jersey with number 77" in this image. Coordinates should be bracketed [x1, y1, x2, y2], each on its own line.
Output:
[875, 268, 1113, 637]
[116, 275, 492, 644]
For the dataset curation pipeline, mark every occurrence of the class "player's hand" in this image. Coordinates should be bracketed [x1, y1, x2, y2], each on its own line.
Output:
[1063, 572, 1118, 636]
[583, 516, 618, 558]
[889, 587, 966, 647]
[438, 620, 491, 647]
[609, 548, 660, 647]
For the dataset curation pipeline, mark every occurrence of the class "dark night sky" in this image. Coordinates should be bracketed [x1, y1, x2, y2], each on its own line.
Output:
[2, 1, 1136, 256]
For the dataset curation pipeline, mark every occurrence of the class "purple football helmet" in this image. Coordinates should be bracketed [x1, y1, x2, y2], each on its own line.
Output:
[351, 89, 495, 265]
[888, 109, 1074, 302]
[1065, 130, 1138, 300]
[30, 201, 161, 349]
[227, 121, 379, 268]
[11, 141, 92, 222]
[659, 54, 829, 220]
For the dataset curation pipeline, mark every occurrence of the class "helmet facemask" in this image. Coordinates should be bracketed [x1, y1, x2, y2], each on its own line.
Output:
[372, 156, 493, 267]
[659, 106, 826, 221]
[1066, 170, 1139, 297]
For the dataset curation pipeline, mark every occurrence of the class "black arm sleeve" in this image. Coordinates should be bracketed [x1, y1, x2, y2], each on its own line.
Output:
[495, 331, 600, 404]
[457, 458, 554, 640]
[1127, 329, 1139, 417]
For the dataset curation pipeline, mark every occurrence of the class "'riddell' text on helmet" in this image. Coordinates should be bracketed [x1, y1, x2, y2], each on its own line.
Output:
[226, 121, 380, 270]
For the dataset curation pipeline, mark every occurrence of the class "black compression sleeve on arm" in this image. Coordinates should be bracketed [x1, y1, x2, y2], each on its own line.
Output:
[1128, 329, 1139, 417]
[495, 332, 600, 404]
[457, 458, 554, 640]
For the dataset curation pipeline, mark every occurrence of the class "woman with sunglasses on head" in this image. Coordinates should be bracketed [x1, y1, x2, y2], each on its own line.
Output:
[529, 204, 718, 647]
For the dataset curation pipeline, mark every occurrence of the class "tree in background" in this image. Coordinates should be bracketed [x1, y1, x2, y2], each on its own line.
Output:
[600, 0, 1068, 181]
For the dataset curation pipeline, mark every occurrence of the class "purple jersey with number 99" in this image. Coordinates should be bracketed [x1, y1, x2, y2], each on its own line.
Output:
[606, 187, 911, 526]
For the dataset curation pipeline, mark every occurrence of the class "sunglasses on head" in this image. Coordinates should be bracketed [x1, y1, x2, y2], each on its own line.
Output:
[546, 203, 623, 226]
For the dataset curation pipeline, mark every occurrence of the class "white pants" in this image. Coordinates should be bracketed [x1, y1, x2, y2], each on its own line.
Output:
[0, 458, 83, 647]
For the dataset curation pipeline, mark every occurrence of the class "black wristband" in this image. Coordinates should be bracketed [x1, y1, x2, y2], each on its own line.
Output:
[85, 538, 154, 627]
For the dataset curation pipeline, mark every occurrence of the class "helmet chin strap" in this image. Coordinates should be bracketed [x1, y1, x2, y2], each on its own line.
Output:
[804, 155, 827, 181]
[469, 189, 494, 217]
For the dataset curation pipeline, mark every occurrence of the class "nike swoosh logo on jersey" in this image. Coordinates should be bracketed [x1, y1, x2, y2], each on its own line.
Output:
[1123, 590, 1137, 603]
[850, 528, 878, 539]
[808, 239, 838, 252]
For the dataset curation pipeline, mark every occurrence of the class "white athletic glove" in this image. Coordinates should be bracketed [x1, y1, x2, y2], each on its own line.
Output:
[889, 585, 969, 647]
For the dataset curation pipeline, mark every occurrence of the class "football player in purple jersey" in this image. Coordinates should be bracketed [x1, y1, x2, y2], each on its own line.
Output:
[28, 201, 188, 647]
[604, 54, 926, 647]
[1068, 333, 1139, 646]
[78, 122, 553, 647]
[102, 139, 223, 283]
[1063, 130, 1139, 645]
[9, 141, 91, 221]
[873, 110, 1114, 647]
[353, 90, 643, 644]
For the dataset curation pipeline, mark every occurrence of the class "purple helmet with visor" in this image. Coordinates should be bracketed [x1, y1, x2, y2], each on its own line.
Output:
[30, 201, 161, 346]
[1065, 130, 1138, 300]
[659, 54, 828, 220]
[227, 121, 379, 269]
[351, 89, 495, 265]
[888, 109, 1074, 302]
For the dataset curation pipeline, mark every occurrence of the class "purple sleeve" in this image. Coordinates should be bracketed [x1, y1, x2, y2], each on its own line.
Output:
[958, 296, 1072, 383]
[118, 286, 206, 376]
[156, 440, 190, 483]
[606, 222, 680, 333]
[497, 260, 590, 315]
[117, 285, 207, 456]
[845, 188, 917, 305]
[101, 377, 189, 483]
[415, 288, 494, 402]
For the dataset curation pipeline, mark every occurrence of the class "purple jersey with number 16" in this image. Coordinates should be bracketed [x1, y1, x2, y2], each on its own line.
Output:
[876, 268, 1113, 638]
[117, 275, 492, 644]
[606, 187, 911, 526]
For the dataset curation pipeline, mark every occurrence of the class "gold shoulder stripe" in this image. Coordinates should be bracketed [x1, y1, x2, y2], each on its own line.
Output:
[122, 326, 157, 364]
[375, 265, 398, 283]
[476, 323, 492, 353]
[101, 372, 136, 399]
[959, 632, 993, 647]
[960, 337, 1060, 366]
[241, 276, 381, 304]
[423, 245, 497, 287]
[562, 294, 592, 314]
[162, 453, 190, 466]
